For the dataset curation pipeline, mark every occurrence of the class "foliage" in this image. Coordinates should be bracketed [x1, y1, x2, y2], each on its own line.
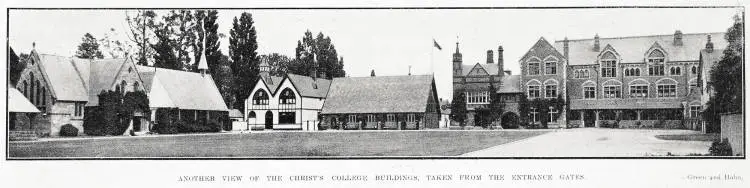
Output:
[83, 90, 150, 136]
[704, 15, 744, 133]
[190, 10, 222, 73]
[259, 53, 294, 76]
[126, 10, 158, 65]
[450, 89, 468, 127]
[217, 55, 236, 108]
[522, 95, 565, 128]
[371, 70, 375, 77]
[709, 138, 734, 156]
[229, 12, 260, 111]
[518, 93, 530, 127]
[151, 28, 181, 70]
[75, 33, 105, 59]
[99, 28, 132, 58]
[160, 10, 200, 70]
[59, 124, 79, 137]
[9, 47, 26, 86]
[289, 30, 346, 79]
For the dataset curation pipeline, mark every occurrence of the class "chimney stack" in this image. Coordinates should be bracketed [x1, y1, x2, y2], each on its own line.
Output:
[705, 35, 714, 53]
[593, 34, 600, 52]
[497, 45, 504, 76]
[563, 37, 570, 59]
[486, 50, 494, 64]
[674, 30, 684, 46]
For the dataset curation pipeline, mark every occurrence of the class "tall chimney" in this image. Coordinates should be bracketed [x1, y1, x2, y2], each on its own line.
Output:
[563, 37, 570, 60]
[705, 35, 714, 53]
[497, 45, 504, 76]
[674, 30, 683, 46]
[486, 50, 494, 64]
[593, 34, 600, 52]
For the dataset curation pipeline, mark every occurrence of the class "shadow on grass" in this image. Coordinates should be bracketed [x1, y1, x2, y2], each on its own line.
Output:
[655, 133, 719, 142]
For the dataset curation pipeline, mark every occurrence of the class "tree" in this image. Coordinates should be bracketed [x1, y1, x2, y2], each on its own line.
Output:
[704, 14, 744, 132]
[200, 10, 222, 75]
[125, 10, 158, 65]
[99, 28, 132, 59]
[289, 30, 346, 79]
[450, 89, 467, 127]
[75, 33, 105, 59]
[259, 53, 293, 76]
[151, 28, 180, 70]
[9, 47, 26, 86]
[370, 69, 376, 77]
[487, 84, 504, 128]
[518, 94, 530, 127]
[228, 12, 260, 111]
[161, 10, 199, 70]
[217, 55, 236, 109]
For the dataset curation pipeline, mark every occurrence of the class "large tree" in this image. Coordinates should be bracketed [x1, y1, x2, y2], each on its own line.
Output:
[9, 47, 26, 86]
[161, 10, 199, 70]
[228, 12, 260, 111]
[290, 30, 346, 79]
[450, 89, 467, 127]
[75, 33, 105, 59]
[151, 28, 180, 70]
[704, 14, 744, 130]
[99, 28, 132, 59]
[125, 10, 158, 65]
[217, 55, 236, 108]
[259, 53, 293, 76]
[193, 10, 222, 75]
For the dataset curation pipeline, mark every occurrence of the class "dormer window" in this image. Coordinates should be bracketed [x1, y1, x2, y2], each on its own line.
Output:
[279, 88, 296, 104]
[600, 52, 617, 77]
[648, 50, 665, 76]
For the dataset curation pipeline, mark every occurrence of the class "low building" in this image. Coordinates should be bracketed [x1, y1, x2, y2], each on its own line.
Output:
[245, 60, 331, 131]
[321, 75, 440, 130]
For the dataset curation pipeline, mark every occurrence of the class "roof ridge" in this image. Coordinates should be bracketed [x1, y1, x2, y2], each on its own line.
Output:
[555, 32, 725, 43]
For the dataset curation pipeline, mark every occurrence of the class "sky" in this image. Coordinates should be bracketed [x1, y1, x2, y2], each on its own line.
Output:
[8, 8, 741, 100]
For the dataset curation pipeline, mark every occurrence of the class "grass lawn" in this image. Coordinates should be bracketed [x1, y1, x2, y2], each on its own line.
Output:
[655, 133, 720, 142]
[8, 130, 548, 158]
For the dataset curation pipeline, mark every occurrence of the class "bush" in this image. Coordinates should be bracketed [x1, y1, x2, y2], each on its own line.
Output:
[318, 122, 328, 130]
[176, 120, 220, 133]
[709, 138, 733, 156]
[59, 124, 79, 137]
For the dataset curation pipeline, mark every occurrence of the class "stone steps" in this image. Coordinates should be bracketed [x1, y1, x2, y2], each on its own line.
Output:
[9, 130, 39, 141]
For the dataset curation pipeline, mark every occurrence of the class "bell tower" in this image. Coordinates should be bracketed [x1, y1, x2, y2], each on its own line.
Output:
[452, 41, 463, 78]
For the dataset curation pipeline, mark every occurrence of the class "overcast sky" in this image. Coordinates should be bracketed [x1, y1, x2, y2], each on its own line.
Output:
[8, 8, 741, 100]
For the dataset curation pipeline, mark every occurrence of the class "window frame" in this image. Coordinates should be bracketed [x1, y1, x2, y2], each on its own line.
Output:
[527, 58, 541, 75]
[544, 57, 557, 75]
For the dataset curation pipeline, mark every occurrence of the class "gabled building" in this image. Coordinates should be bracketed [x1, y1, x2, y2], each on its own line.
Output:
[245, 60, 331, 131]
[518, 31, 725, 129]
[14, 48, 147, 136]
[321, 75, 440, 130]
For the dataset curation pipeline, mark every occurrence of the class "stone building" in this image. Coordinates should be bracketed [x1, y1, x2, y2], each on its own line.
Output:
[520, 31, 725, 129]
[451, 42, 522, 128]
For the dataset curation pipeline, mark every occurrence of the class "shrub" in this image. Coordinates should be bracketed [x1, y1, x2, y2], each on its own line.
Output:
[709, 138, 733, 156]
[318, 122, 328, 131]
[59, 124, 79, 137]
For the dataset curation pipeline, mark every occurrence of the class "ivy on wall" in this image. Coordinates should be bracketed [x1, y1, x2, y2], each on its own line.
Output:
[83, 89, 150, 136]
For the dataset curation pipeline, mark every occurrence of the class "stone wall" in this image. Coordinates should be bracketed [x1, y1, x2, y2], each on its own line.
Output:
[720, 114, 744, 156]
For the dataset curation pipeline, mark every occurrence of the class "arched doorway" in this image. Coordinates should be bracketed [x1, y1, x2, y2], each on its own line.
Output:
[501, 112, 519, 129]
[264, 111, 273, 130]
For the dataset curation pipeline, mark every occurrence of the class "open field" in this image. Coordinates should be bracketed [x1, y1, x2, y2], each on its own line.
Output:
[8, 130, 548, 158]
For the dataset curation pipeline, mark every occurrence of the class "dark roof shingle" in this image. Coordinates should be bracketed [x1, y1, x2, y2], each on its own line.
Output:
[322, 75, 435, 114]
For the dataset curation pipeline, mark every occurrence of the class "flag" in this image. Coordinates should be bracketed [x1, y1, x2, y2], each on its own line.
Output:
[433, 39, 442, 50]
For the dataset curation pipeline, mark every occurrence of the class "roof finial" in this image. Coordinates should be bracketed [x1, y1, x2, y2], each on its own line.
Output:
[197, 21, 209, 77]
[32, 42, 36, 49]
[408, 65, 412, 76]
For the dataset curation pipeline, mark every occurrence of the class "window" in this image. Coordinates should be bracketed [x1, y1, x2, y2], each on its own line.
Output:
[584, 86, 595, 99]
[466, 91, 489, 104]
[545, 85, 557, 98]
[648, 50, 665, 76]
[689, 79, 698, 88]
[348, 115, 357, 124]
[279, 112, 296, 124]
[367, 114, 376, 122]
[670, 67, 681, 75]
[630, 85, 648, 98]
[625, 68, 641, 76]
[35, 80, 41, 105]
[544, 60, 557, 74]
[74, 103, 84, 117]
[30, 75, 35, 105]
[387, 114, 395, 122]
[603, 86, 621, 98]
[133, 82, 139, 92]
[23, 81, 28, 98]
[252, 90, 269, 105]
[120, 81, 127, 94]
[528, 59, 540, 75]
[279, 88, 296, 104]
[600, 52, 617, 77]
[548, 107, 559, 123]
[690, 105, 701, 118]
[691, 66, 697, 74]
[530, 108, 539, 123]
[407, 114, 416, 122]
[248, 111, 256, 118]
[657, 84, 677, 97]
[574, 69, 589, 79]
[528, 85, 541, 98]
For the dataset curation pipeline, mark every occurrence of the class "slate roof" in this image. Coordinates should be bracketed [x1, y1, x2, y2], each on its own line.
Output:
[8, 86, 40, 113]
[461, 63, 501, 76]
[86, 58, 129, 106]
[322, 75, 436, 114]
[286, 73, 331, 98]
[137, 66, 228, 111]
[259, 73, 284, 94]
[139, 72, 156, 92]
[229, 109, 243, 118]
[497, 75, 521, 93]
[36, 54, 89, 101]
[554, 32, 726, 65]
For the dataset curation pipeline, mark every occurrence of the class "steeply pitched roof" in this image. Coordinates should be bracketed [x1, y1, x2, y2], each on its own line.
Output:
[36, 54, 88, 101]
[497, 75, 521, 93]
[137, 66, 228, 111]
[139, 72, 156, 92]
[322, 75, 435, 114]
[86, 58, 128, 106]
[461, 63, 500, 76]
[8, 86, 40, 113]
[555, 32, 726, 65]
[259, 73, 284, 94]
[285, 73, 331, 98]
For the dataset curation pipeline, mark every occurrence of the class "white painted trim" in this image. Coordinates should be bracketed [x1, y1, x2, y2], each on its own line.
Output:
[601, 79, 622, 86]
[627, 78, 650, 86]
[655, 77, 679, 85]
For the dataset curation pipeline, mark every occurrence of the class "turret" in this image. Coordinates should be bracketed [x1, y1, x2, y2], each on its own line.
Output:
[497, 45, 504, 76]
[593, 34, 600, 52]
[452, 41, 463, 77]
[197, 38, 209, 77]
[705, 35, 714, 53]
